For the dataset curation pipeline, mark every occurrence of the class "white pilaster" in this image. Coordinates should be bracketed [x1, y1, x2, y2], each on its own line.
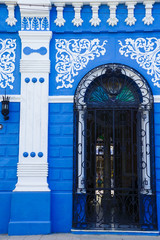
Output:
[15, 31, 52, 192]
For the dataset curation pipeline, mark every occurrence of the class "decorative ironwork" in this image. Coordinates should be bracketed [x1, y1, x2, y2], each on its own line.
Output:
[73, 64, 157, 231]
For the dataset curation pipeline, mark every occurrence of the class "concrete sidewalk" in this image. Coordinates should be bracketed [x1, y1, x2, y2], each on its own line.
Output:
[1, 234, 160, 240]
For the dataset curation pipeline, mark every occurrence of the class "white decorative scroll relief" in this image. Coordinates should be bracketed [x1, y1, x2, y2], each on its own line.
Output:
[119, 37, 160, 88]
[55, 39, 107, 89]
[0, 39, 16, 89]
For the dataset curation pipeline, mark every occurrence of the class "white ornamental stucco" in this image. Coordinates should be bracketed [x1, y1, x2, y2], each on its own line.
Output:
[119, 37, 160, 88]
[0, 39, 16, 89]
[55, 39, 107, 89]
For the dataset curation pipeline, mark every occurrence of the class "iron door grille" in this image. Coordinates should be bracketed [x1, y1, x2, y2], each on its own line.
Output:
[73, 64, 157, 231]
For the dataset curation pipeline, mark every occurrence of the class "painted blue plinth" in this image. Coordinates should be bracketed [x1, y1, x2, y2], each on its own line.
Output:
[0, 192, 12, 233]
[51, 192, 72, 233]
[8, 192, 51, 235]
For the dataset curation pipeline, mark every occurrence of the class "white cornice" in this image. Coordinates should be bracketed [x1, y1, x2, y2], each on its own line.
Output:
[50, 0, 159, 4]
[0, 0, 160, 6]
[17, 0, 51, 6]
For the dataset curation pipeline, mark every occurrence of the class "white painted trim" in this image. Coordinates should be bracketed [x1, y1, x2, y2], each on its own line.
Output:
[48, 95, 74, 103]
[0, 95, 21, 102]
[0, 95, 158, 104]
[154, 95, 160, 103]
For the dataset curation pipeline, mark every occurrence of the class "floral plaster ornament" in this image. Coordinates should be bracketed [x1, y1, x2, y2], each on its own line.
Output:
[55, 39, 107, 89]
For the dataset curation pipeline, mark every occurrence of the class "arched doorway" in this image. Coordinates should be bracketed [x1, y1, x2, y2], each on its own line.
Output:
[73, 64, 157, 231]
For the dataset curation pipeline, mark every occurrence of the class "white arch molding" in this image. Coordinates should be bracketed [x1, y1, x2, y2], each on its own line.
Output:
[74, 63, 154, 194]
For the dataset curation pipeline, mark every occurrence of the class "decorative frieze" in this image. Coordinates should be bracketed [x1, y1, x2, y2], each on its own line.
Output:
[21, 17, 49, 31]
[55, 38, 107, 89]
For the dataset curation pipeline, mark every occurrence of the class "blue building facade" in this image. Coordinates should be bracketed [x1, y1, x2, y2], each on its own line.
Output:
[0, 0, 160, 235]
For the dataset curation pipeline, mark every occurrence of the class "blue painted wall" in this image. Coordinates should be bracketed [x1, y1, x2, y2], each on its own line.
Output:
[0, 2, 159, 234]
[0, 102, 20, 233]
[48, 103, 73, 232]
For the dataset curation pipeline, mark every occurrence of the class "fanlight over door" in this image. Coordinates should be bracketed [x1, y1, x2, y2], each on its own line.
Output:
[73, 64, 157, 231]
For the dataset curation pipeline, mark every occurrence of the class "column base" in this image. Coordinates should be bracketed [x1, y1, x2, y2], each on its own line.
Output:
[8, 192, 51, 235]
